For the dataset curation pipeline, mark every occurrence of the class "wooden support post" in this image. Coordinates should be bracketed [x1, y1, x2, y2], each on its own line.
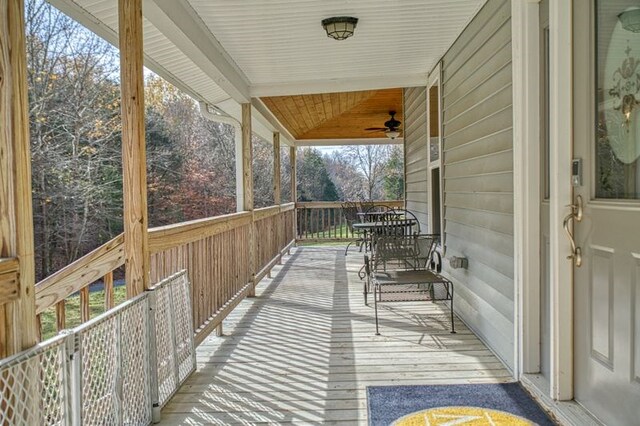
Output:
[0, 0, 38, 357]
[55, 300, 66, 332]
[273, 132, 281, 205]
[79, 287, 90, 323]
[119, 0, 149, 298]
[215, 323, 223, 337]
[290, 146, 297, 242]
[104, 271, 114, 310]
[290, 146, 297, 203]
[273, 132, 282, 265]
[242, 104, 256, 296]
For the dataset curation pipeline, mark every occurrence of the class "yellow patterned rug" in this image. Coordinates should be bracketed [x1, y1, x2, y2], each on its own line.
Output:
[367, 383, 554, 425]
[393, 406, 534, 425]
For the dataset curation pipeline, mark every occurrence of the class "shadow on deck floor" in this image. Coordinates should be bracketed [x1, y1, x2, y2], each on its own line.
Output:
[160, 246, 511, 425]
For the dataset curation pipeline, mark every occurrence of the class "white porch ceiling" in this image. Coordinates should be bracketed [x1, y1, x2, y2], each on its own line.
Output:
[47, 0, 486, 144]
[187, 0, 485, 96]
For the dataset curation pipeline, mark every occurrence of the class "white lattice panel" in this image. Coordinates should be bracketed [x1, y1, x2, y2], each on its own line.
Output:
[151, 270, 196, 408]
[121, 297, 152, 425]
[75, 295, 152, 425]
[153, 282, 177, 406]
[0, 335, 70, 426]
[170, 273, 195, 383]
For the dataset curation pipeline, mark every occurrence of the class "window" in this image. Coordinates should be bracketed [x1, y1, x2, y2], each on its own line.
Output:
[427, 65, 444, 246]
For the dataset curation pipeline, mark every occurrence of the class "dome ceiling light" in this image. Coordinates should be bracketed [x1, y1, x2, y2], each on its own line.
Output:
[321, 17, 358, 41]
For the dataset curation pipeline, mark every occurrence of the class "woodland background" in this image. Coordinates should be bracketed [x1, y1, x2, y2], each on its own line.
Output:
[26, 0, 404, 281]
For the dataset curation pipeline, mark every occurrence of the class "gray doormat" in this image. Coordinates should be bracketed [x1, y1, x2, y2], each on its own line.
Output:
[367, 383, 555, 425]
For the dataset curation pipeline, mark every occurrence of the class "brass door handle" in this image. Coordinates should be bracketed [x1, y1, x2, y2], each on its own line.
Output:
[563, 195, 583, 267]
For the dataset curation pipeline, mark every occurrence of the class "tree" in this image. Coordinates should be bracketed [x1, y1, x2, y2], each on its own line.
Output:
[27, 0, 123, 278]
[343, 145, 394, 200]
[383, 146, 404, 200]
[253, 136, 274, 208]
[324, 151, 366, 200]
[296, 148, 339, 201]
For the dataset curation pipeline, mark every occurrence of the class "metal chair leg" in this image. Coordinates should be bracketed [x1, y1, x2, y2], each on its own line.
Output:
[374, 284, 380, 335]
[345, 241, 355, 256]
[449, 283, 456, 334]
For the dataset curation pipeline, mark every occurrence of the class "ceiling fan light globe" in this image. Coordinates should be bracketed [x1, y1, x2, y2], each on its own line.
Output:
[385, 130, 400, 140]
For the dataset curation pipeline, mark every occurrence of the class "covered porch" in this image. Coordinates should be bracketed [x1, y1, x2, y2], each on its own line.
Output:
[3, 0, 617, 424]
[161, 246, 510, 424]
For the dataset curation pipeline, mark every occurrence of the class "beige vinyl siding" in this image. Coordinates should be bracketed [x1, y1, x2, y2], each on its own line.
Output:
[441, 0, 514, 369]
[403, 87, 429, 231]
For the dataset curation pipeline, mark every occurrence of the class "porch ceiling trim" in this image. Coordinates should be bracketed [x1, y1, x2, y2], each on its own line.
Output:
[49, 0, 205, 104]
[250, 74, 428, 98]
[145, 0, 251, 103]
[295, 137, 402, 147]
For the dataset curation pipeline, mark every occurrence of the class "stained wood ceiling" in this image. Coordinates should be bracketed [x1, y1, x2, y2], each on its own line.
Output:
[261, 88, 403, 140]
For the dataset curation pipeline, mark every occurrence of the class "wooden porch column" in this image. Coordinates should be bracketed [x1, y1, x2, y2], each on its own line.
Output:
[0, 0, 37, 357]
[119, 0, 149, 297]
[290, 146, 297, 202]
[242, 104, 256, 296]
[290, 146, 297, 240]
[273, 132, 281, 205]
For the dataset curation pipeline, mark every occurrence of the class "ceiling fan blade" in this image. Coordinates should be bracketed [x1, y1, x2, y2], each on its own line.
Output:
[364, 127, 387, 131]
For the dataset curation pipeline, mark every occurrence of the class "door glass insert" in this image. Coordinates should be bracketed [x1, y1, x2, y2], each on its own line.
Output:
[596, 1, 640, 199]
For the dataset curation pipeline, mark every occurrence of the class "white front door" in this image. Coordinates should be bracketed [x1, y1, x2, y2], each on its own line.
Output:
[572, 1, 640, 424]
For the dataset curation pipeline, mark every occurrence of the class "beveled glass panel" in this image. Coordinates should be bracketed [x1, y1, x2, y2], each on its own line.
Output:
[596, 1, 640, 199]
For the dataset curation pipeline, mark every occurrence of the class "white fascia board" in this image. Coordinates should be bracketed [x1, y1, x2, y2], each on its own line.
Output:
[145, 0, 251, 103]
[295, 138, 403, 147]
[49, 0, 206, 103]
[250, 74, 427, 97]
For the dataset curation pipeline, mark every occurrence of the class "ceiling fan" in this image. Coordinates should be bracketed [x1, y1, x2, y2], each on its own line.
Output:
[364, 111, 402, 139]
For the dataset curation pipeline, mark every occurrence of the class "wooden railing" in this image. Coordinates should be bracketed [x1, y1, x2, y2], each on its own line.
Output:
[34, 203, 296, 345]
[295, 200, 404, 242]
[35, 234, 124, 339]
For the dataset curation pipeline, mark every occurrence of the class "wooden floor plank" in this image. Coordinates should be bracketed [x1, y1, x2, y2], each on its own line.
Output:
[160, 246, 512, 425]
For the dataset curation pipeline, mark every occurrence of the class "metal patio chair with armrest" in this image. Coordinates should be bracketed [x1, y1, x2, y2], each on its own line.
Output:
[366, 233, 455, 335]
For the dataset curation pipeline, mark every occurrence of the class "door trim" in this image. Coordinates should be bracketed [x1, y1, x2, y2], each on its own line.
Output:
[513, 0, 574, 400]
[511, 0, 541, 380]
[548, 0, 574, 401]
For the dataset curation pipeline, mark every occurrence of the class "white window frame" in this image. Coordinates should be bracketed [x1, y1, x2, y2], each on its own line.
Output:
[426, 63, 445, 251]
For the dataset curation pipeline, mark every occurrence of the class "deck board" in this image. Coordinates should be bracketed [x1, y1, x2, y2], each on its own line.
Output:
[160, 246, 512, 425]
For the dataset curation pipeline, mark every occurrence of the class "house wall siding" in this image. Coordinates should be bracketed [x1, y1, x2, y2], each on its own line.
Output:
[403, 86, 429, 231]
[441, 0, 515, 369]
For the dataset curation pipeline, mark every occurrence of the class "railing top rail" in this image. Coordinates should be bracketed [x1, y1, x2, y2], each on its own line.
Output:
[148, 211, 252, 252]
[295, 200, 404, 209]
[35, 234, 125, 314]
[0, 332, 67, 369]
[69, 290, 148, 334]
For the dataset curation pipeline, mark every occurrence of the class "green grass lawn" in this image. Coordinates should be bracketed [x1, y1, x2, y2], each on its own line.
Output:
[40, 286, 128, 341]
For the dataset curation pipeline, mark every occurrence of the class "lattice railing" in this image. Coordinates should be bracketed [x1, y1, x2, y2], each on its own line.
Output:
[149, 271, 196, 409]
[0, 335, 70, 425]
[73, 295, 152, 425]
[0, 270, 195, 425]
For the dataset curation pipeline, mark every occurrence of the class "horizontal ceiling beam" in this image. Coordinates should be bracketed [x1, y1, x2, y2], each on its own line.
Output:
[251, 74, 427, 97]
[295, 138, 402, 147]
[145, 0, 251, 103]
[251, 98, 296, 145]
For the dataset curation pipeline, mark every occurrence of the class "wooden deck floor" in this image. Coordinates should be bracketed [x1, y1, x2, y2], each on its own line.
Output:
[160, 246, 512, 425]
